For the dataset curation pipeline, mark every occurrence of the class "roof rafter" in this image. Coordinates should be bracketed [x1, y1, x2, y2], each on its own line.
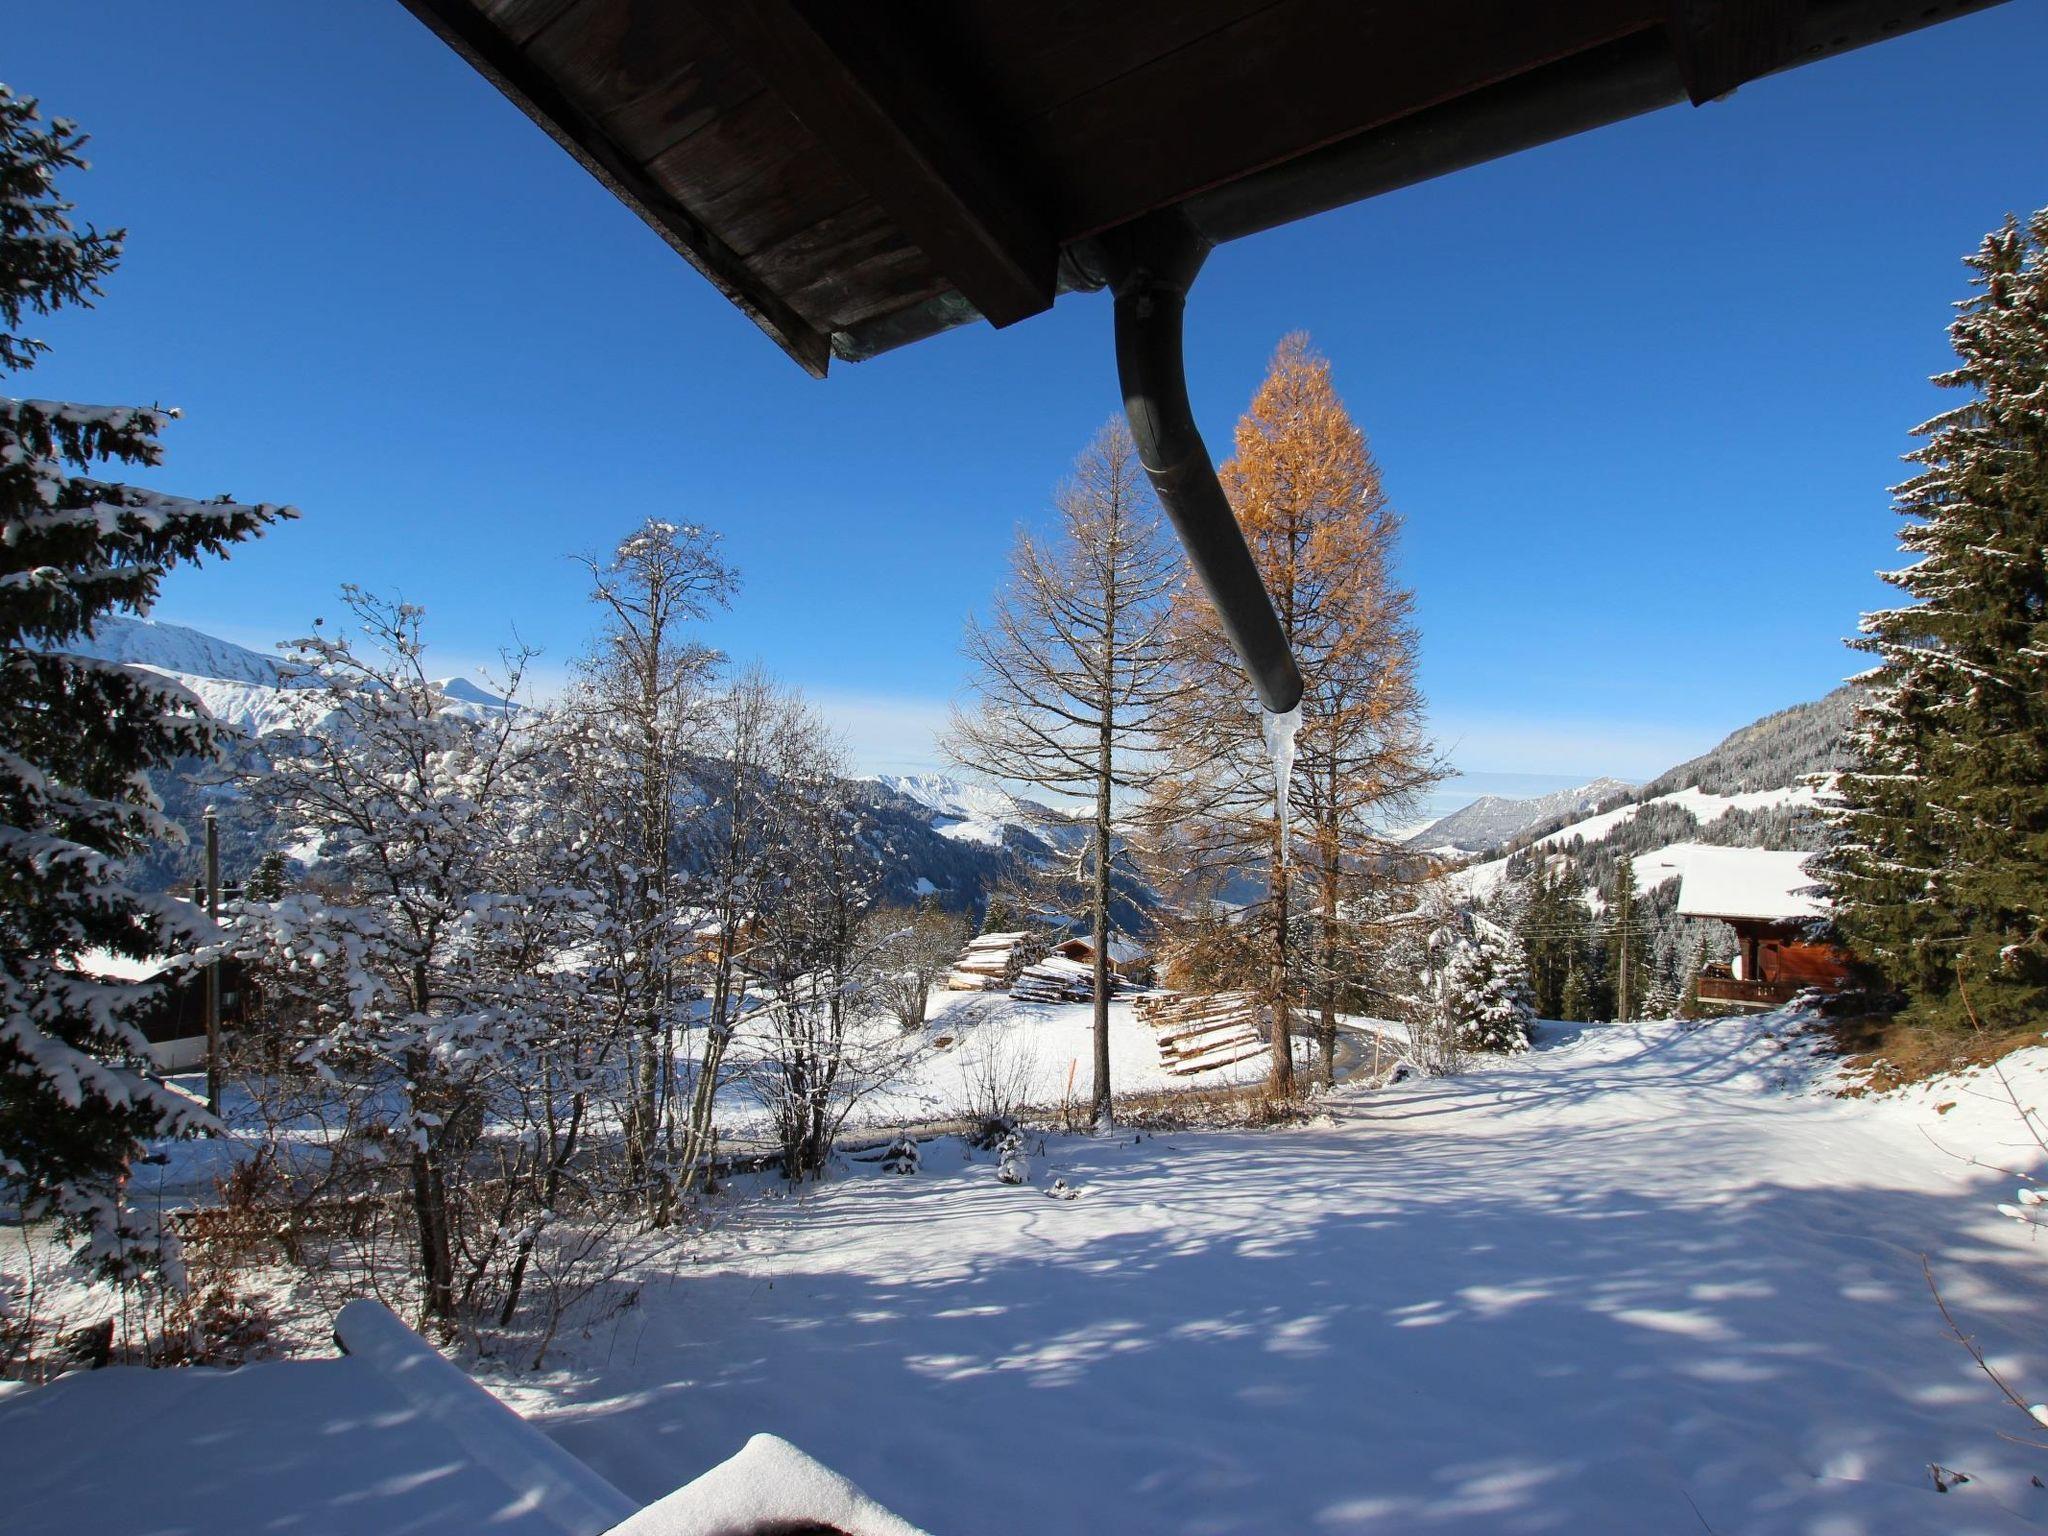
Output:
[698, 0, 1057, 329]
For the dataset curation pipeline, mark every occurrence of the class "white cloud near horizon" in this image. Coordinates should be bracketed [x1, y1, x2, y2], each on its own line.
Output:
[1427, 712, 1718, 784]
[810, 690, 955, 779]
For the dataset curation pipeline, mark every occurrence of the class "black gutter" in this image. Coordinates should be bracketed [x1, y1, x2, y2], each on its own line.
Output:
[1097, 210, 1304, 716]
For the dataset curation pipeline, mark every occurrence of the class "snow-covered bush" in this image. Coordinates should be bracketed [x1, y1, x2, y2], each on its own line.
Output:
[881, 1137, 920, 1175]
[236, 591, 596, 1322]
[954, 1022, 1040, 1138]
[995, 1130, 1028, 1185]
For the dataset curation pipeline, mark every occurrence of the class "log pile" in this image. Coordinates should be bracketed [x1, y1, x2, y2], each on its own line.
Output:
[1007, 953, 1134, 1005]
[1134, 990, 1270, 1076]
[945, 930, 1032, 991]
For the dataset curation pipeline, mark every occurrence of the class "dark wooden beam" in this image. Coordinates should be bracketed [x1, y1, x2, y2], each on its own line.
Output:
[397, 0, 834, 377]
[699, 0, 1056, 329]
[1665, 0, 1803, 103]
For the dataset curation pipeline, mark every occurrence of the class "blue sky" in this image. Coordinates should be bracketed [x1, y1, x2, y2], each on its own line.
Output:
[9, 4, 2045, 805]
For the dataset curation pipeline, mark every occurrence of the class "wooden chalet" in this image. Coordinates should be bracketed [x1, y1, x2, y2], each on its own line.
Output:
[1053, 934, 1152, 985]
[75, 947, 253, 1073]
[1676, 847, 1851, 1011]
[399, 1, 2006, 716]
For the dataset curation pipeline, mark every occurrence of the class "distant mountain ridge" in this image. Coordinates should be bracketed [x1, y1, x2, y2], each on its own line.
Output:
[84, 616, 1084, 915]
[1407, 777, 1636, 854]
[67, 616, 512, 736]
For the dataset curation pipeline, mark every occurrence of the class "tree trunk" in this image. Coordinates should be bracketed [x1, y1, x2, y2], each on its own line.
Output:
[1318, 856, 1341, 1090]
[1270, 852, 1294, 1097]
[1090, 726, 1115, 1132]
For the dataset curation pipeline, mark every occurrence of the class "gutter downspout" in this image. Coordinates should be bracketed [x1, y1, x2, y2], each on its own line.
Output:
[1096, 210, 1305, 715]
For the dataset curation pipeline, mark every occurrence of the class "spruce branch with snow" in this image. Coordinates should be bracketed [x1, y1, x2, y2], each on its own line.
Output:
[0, 84, 291, 1268]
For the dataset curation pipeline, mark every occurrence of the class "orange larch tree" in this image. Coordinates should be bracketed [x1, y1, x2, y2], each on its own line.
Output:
[1148, 333, 1439, 1093]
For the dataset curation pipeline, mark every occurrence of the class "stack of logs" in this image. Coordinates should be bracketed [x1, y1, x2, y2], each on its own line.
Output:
[945, 930, 1032, 991]
[1133, 991, 1270, 1076]
[1008, 954, 1133, 1005]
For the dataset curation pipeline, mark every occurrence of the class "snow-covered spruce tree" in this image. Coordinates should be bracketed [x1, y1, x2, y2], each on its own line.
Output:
[0, 86, 290, 1266]
[1445, 918, 1535, 1053]
[1826, 207, 2048, 1029]
[241, 591, 583, 1320]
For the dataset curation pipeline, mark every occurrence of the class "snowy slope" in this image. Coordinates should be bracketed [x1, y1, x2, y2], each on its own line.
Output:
[1532, 780, 1826, 853]
[869, 772, 1085, 855]
[1407, 776, 1635, 853]
[66, 615, 289, 687]
[62, 614, 511, 736]
[481, 1016, 2048, 1535]
[871, 774, 1035, 846]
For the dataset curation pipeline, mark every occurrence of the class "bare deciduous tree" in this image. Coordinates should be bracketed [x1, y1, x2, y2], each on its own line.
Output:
[946, 421, 1182, 1129]
[565, 519, 735, 1216]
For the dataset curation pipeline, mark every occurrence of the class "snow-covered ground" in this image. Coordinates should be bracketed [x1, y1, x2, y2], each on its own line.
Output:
[484, 1014, 2048, 1534]
[716, 990, 1278, 1138]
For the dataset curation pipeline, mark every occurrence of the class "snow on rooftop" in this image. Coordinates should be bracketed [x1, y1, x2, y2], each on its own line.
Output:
[608, 1433, 928, 1536]
[1676, 846, 1827, 923]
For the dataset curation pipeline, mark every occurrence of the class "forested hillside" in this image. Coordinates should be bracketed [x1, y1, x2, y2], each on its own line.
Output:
[1458, 687, 1861, 1012]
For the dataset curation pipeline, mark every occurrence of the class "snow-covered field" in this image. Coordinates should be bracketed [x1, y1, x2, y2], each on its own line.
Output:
[484, 1014, 2048, 1534]
[717, 989, 1277, 1138]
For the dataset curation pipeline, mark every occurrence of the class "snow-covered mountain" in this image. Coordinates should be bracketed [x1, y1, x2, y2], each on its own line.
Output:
[65, 615, 511, 736]
[1406, 776, 1635, 854]
[90, 619, 1080, 914]
[868, 773, 1080, 852]
[73, 615, 289, 687]
[1443, 687, 1862, 996]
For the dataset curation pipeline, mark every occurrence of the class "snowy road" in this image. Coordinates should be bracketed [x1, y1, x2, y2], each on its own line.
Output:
[493, 1016, 2048, 1534]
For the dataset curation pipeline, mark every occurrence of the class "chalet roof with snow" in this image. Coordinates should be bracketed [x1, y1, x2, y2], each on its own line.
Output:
[1676, 847, 1827, 925]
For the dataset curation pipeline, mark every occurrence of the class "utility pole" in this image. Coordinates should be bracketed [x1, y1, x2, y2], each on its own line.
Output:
[203, 804, 221, 1117]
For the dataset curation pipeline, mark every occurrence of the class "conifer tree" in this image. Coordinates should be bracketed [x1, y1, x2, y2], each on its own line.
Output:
[1516, 858, 1589, 1019]
[1827, 207, 2048, 1028]
[1149, 335, 1439, 1094]
[0, 87, 290, 1265]
[1560, 962, 1591, 1025]
[1442, 917, 1535, 1052]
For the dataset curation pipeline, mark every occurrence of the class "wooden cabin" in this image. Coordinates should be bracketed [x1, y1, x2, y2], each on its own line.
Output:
[1676, 848, 1851, 1011]
[74, 948, 253, 1073]
[1052, 935, 1152, 986]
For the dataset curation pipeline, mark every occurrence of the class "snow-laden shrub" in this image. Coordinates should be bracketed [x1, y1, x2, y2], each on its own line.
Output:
[881, 1137, 920, 1175]
[995, 1130, 1028, 1185]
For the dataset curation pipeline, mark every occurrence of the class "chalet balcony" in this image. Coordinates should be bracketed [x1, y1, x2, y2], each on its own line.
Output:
[1695, 966, 1802, 1011]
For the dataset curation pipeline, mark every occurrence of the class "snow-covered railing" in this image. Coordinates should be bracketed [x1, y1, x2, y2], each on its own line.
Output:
[333, 1299, 637, 1536]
